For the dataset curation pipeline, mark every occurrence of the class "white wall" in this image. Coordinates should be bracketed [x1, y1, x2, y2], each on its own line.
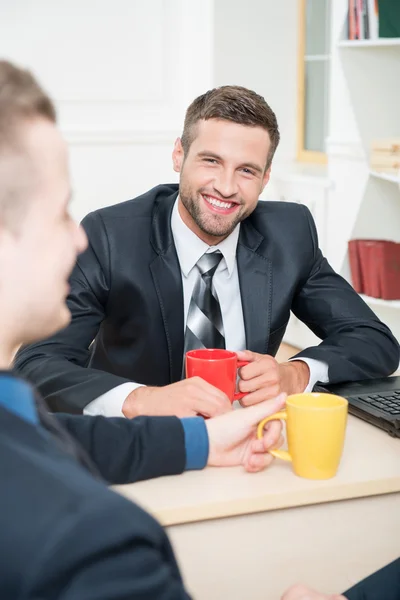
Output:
[0, 0, 214, 222]
[213, 0, 299, 172]
[1, 1, 299, 217]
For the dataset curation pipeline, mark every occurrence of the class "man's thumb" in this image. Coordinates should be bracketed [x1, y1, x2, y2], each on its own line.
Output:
[247, 393, 287, 425]
[236, 349, 256, 362]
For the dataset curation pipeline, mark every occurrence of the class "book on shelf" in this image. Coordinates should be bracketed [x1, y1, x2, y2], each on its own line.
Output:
[370, 140, 400, 175]
[371, 139, 400, 153]
[347, 0, 376, 40]
[378, 0, 400, 38]
[348, 239, 364, 293]
[367, 0, 379, 38]
[370, 153, 400, 169]
[348, 239, 400, 300]
[346, 0, 400, 40]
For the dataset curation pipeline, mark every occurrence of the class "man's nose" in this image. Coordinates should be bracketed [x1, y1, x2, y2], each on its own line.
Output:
[214, 169, 238, 198]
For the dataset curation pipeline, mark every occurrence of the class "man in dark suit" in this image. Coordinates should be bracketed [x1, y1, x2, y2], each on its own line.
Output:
[1, 60, 398, 600]
[0, 59, 290, 599]
[15, 86, 399, 418]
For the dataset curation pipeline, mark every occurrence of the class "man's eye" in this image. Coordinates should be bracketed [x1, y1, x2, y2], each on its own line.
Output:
[204, 158, 217, 164]
[242, 168, 255, 176]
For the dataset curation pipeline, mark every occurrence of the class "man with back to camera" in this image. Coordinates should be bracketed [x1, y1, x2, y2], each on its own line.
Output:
[0, 59, 398, 600]
[14, 84, 400, 418]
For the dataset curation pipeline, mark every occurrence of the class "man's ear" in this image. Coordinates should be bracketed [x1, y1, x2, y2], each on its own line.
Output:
[261, 166, 271, 192]
[172, 138, 184, 173]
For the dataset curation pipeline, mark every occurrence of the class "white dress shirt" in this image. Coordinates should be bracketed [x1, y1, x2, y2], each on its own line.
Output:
[84, 199, 328, 416]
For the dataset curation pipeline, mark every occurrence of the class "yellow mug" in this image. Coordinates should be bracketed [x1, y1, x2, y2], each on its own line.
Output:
[257, 393, 348, 480]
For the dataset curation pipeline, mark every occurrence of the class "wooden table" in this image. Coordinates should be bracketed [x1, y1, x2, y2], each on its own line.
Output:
[115, 416, 400, 599]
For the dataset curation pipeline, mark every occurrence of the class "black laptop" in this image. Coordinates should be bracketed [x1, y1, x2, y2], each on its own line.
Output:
[318, 376, 400, 438]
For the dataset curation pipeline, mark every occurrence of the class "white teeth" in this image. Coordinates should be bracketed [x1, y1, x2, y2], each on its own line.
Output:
[204, 195, 234, 209]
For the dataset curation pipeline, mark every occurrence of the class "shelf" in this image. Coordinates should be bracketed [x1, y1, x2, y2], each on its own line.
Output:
[339, 38, 400, 48]
[360, 295, 400, 309]
[370, 171, 400, 184]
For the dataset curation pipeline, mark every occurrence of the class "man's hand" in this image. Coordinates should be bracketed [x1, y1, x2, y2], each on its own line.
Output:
[236, 350, 310, 407]
[205, 393, 286, 472]
[122, 378, 232, 419]
[281, 584, 346, 600]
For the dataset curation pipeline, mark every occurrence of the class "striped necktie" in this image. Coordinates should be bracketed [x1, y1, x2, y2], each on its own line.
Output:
[184, 251, 225, 354]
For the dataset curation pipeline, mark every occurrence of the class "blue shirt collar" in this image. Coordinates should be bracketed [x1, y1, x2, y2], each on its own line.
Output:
[0, 374, 38, 425]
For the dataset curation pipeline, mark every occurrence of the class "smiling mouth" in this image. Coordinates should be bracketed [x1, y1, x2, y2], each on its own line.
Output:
[202, 194, 238, 211]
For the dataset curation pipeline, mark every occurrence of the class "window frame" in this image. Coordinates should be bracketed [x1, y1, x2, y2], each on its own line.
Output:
[297, 0, 329, 164]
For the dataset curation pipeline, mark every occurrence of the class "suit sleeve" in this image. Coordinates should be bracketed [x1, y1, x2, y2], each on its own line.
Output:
[291, 205, 400, 383]
[14, 212, 130, 413]
[56, 413, 186, 484]
[344, 558, 400, 600]
[31, 492, 192, 600]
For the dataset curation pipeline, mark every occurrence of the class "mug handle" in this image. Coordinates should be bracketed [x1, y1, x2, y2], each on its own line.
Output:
[257, 411, 292, 462]
[233, 360, 250, 400]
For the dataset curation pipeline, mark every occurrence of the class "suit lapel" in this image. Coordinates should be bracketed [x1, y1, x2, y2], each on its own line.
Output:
[150, 188, 185, 382]
[237, 220, 272, 354]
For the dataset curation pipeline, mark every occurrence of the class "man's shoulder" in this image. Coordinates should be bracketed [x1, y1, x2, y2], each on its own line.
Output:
[246, 200, 312, 233]
[0, 411, 165, 595]
[84, 183, 179, 224]
[0, 412, 155, 523]
[252, 200, 308, 219]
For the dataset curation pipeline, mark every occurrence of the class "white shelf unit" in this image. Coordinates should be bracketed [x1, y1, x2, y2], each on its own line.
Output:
[338, 38, 400, 48]
[309, 1, 400, 352]
[335, 32, 400, 344]
[282, 2, 400, 351]
[360, 295, 400, 310]
[370, 171, 400, 185]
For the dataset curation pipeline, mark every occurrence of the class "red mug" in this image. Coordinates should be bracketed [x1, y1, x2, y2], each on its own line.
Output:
[185, 349, 249, 402]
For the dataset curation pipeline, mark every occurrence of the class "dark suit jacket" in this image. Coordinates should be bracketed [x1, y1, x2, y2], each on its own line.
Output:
[0, 402, 191, 599]
[15, 184, 400, 413]
[344, 557, 400, 600]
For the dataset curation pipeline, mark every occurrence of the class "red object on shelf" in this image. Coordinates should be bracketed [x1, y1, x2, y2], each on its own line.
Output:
[375, 241, 400, 300]
[367, 241, 383, 298]
[348, 239, 363, 293]
[348, 239, 400, 300]
[359, 240, 387, 298]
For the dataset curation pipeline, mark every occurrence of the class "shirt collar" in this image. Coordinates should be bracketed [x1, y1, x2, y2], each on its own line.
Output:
[171, 198, 240, 278]
[0, 373, 38, 425]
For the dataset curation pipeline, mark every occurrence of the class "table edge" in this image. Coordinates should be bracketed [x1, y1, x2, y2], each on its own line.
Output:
[115, 478, 400, 527]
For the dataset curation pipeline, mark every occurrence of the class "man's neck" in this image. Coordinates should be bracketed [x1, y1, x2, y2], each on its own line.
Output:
[0, 336, 20, 370]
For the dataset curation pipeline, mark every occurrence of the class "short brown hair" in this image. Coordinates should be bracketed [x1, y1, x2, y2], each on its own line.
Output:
[0, 60, 56, 145]
[0, 61, 56, 227]
[181, 85, 280, 170]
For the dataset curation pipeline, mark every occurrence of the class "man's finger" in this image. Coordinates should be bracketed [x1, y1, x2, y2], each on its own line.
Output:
[281, 584, 346, 600]
[244, 452, 274, 472]
[235, 349, 260, 363]
[188, 376, 231, 402]
[239, 384, 281, 406]
[250, 432, 284, 454]
[241, 393, 287, 426]
[193, 395, 232, 417]
[239, 371, 279, 392]
[260, 420, 283, 449]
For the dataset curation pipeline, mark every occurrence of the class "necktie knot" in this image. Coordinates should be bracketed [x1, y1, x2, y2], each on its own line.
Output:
[197, 251, 223, 278]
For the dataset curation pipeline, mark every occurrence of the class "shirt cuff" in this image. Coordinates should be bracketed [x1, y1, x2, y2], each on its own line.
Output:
[83, 382, 144, 417]
[288, 358, 329, 392]
[180, 417, 209, 470]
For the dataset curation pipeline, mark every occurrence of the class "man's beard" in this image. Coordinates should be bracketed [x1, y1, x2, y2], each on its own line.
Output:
[179, 183, 248, 239]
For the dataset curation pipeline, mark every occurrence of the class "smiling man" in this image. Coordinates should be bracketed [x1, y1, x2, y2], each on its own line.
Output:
[15, 85, 399, 417]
